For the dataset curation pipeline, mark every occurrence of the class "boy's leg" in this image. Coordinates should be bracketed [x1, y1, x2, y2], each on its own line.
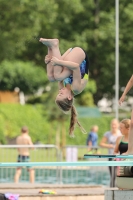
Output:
[128, 110, 133, 154]
[14, 168, 22, 183]
[46, 47, 56, 81]
[39, 39, 85, 80]
[28, 168, 35, 183]
[54, 47, 86, 80]
[64, 47, 85, 63]
[39, 38, 71, 79]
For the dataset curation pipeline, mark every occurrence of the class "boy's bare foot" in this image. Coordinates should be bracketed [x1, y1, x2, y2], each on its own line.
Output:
[39, 38, 59, 47]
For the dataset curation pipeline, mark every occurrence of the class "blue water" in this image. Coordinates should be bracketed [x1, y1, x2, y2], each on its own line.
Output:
[0, 168, 110, 185]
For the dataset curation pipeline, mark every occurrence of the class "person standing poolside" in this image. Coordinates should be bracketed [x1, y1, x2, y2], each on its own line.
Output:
[100, 119, 121, 187]
[14, 126, 35, 183]
[86, 125, 99, 154]
[113, 119, 130, 180]
[119, 75, 133, 155]
[114, 119, 130, 155]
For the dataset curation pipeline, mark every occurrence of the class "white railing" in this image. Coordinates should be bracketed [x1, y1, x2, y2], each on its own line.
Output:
[0, 145, 110, 185]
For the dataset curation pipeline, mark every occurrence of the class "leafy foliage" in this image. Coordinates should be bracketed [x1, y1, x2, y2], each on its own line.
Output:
[0, 115, 6, 144]
[75, 79, 97, 106]
[0, 60, 47, 94]
[1, 0, 132, 103]
[0, 104, 50, 143]
[0, 103, 114, 145]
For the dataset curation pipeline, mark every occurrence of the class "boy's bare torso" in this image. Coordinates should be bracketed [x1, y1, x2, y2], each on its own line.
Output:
[16, 134, 32, 156]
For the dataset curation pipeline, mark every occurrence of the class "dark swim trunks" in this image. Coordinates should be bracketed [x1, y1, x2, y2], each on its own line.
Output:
[17, 155, 31, 169]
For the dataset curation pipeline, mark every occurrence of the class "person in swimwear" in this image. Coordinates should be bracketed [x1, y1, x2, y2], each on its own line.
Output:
[39, 38, 89, 136]
[14, 126, 35, 183]
[119, 75, 133, 155]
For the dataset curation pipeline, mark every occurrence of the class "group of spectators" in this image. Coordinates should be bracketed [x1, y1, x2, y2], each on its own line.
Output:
[86, 118, 130, 187]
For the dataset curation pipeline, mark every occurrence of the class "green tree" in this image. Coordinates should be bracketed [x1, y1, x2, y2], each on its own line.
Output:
[0, 60, 47, 94]
[0, 0, 58, 61]
[119, 1, 133, 96]
[75, 79, 97, 106]
[1, 0, 133, 104]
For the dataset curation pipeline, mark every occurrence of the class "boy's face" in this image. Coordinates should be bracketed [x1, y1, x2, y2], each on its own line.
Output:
[56, 87, 72, 101]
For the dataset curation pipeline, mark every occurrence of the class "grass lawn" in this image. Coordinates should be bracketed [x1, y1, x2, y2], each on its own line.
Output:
[0, 147, 108, 163]
[0, 148, 58, 162]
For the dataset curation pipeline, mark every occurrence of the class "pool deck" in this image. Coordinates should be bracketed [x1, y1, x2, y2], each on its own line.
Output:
[0, 183, 107, 200]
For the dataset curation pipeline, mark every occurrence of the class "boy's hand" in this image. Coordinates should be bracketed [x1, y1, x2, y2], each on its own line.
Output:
[44, 55, 51, 64]
[119, 94, 126, 105]
[51, 56, 60, 66]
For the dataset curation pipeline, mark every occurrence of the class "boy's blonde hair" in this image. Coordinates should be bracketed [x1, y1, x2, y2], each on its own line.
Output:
[120, 119, 131, 129]
[55, 98, 86, 136]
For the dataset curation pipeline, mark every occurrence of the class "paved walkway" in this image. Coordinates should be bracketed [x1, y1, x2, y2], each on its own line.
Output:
[0, 183, 107, 196]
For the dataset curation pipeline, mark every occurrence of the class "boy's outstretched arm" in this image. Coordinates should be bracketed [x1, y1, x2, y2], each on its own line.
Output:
[119, 75, 133, 105]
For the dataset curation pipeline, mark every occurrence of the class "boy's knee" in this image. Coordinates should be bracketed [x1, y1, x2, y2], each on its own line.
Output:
[54, 73, 62, 81]
[47, 75, 56, 82]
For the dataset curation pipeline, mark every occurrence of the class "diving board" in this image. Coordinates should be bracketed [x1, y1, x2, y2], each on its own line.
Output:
[0, 160, 133, 167]
[84, 154, 133, 159]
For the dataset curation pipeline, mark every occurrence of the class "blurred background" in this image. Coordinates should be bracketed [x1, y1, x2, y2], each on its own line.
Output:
[0, 0, 133, 186]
